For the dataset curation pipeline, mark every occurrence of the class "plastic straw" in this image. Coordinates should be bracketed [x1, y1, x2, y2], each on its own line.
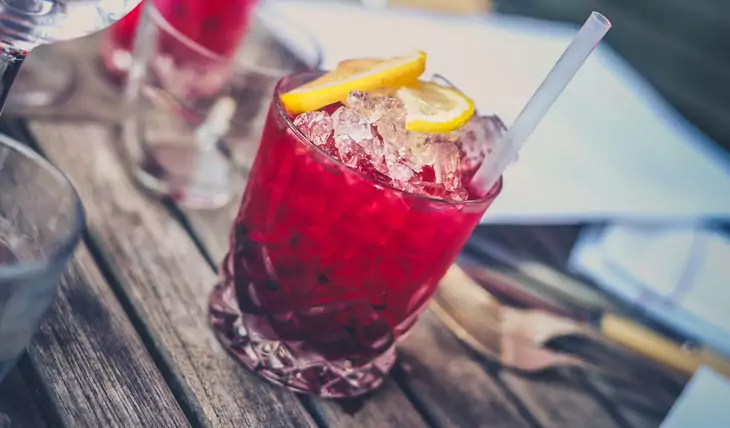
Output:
[475, 12, 612, 192]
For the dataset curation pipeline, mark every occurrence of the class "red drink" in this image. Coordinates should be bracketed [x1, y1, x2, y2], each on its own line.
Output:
[209, 72, 503, 397]
[101, 0, 257, 80]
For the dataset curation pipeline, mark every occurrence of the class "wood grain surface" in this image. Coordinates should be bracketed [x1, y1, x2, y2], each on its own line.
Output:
[0, 368, 48, 427]
[26, 245, 189, 428]
[29, 122, 316, 428]
[397, 313, 531, 428]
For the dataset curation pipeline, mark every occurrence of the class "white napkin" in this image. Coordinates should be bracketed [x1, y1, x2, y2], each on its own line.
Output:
[257, 1, 730, 224]
[569, 224, 730, 357]
[660, 367, 730, 428]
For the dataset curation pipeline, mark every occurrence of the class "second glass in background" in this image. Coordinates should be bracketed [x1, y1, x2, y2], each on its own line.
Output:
[102, 0, 256, 81]
[120, 0, 257, 209]
[118, 0, 323, 208]
[209, 72, 503, 397]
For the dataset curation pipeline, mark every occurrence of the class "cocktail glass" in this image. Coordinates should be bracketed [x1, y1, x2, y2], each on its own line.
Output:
[209, 71, 503, 398]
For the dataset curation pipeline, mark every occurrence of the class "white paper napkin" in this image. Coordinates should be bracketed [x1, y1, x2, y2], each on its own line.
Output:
[660, 367, 730, 428]
[569, 224, 730, 357]
[257, 1, 730, 224]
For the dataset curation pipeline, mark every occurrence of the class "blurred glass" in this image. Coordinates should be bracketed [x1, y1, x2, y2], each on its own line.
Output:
[102, 0, 258, 81]
[120, 2, 248, 209]
[0, 134, 84, 383]
[119, 0, 323, 208]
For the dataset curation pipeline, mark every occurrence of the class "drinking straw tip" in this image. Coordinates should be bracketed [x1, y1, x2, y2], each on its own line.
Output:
[591, 12, 612, 29]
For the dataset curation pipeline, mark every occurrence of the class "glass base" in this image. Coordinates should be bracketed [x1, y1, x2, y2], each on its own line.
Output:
[132, 145, 234, 210]
[121, 127, 234, 210]
[208, 255, 397, 398]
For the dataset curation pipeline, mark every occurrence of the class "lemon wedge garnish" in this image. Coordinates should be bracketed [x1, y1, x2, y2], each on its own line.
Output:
[280, 51, 427, 115]
[397, 81, 475, 133]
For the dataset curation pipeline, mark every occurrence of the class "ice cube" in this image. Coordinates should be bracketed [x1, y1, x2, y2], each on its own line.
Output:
[332, 107, 375, 147]
[433, 142, 461, 191]
[456, 115, 506, 178]
[388, 162, 415, 183]
[293, 111, 333, 147]
[292, 91, 502, 203]
[403, 134, 434, 172]
[374, 111, 415, 179]
[375, 114, 405, 146]
[345, 91, 380, 124]
[410, 182, 446, 199]
[448, 188, 469, 202]
[345, 91, 402, 124]
[336, 140, 365, 167]
[332, 106, 384, 169]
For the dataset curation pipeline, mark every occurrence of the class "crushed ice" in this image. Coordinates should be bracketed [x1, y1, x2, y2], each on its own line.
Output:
[293, 91, 504, 202]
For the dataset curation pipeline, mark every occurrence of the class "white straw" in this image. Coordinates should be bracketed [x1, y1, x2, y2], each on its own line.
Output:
[475, 12, 611, 192]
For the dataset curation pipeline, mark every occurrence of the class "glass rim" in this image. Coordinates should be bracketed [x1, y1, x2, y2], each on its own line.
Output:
[273, 72, 503, 207]
[147, 3, 228, 62]
[0, 135, 85, 280]
[148, 4, 325, 70]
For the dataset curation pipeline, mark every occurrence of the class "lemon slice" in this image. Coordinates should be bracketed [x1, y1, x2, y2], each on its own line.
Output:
[280, 51, 427, 115]
[397, 81, 475, 134]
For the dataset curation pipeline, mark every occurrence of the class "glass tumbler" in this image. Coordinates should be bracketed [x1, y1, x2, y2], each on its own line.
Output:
[120, 1, 253, 209]
[0, 134, 85, 383]
[209, 72, 503, 398]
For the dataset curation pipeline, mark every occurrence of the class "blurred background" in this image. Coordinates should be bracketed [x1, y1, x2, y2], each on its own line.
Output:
[497, 0, 730, 157]
[307, 0, 730, 156]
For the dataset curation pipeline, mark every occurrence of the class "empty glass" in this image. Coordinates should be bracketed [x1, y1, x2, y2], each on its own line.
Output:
[0, 135, 85, 382]
[120, 1, 254, 209]
[120, 1, 322, 209]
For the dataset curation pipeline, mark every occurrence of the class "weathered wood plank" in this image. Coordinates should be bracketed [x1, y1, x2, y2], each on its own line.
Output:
[500, 371, 622, 428]
[302, 379, 429, 428]
[588, 378, 668, 428]
[397, 313, 531, 428]
[29, 122, 316, 428]
[25, 244, 190, 428]
[181, 189, 430, 428]
[553, 335, 683, 428]
[0, 367, 48, 427]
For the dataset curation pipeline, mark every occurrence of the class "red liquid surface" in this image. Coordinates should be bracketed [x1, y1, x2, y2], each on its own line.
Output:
[228, 75, 501, 366]
[102, 0, 257, 78]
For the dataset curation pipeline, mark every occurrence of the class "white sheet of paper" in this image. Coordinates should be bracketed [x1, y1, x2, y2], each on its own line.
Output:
[569, 224, 730, 357]
[258, 2, 730, 224]
[660, 367, 730, 428]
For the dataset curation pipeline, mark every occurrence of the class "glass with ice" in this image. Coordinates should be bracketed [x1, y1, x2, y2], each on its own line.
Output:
[208, 51, 503, 397]
[208, 12, 610, 397]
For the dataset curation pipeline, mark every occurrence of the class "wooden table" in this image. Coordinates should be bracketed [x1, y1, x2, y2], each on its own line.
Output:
[0, 28, 684, 428]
